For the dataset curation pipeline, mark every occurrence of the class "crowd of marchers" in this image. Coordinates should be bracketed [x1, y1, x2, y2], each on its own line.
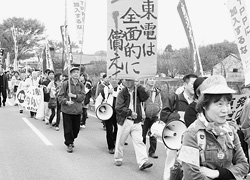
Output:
[0, 64, 250, 179]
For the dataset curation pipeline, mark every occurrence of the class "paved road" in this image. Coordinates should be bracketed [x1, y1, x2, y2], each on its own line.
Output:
[0, 99, 167, 180]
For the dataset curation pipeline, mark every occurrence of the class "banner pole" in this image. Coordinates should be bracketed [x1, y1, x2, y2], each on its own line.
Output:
[65, 0, 71, 101]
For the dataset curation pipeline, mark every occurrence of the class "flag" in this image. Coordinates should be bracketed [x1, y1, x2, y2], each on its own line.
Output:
[11, 25, 18, 71]
[72, 0, 86, 46]
[44, 38, 54, 71]
[177, 0, 203, 76]
[60, 25, 73, 71]
[5, 52, 10, 71]
[227, 0, 250, 85]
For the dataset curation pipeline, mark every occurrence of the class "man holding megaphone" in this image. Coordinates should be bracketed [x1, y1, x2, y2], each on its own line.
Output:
[160, 74, 197, 180]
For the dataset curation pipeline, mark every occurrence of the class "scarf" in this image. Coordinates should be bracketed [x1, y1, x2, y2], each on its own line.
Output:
[198, 113, 234, 151]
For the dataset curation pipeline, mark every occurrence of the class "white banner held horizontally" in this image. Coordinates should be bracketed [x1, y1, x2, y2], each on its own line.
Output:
[107, 0, 158, 79]
[227, 0, 250, 85]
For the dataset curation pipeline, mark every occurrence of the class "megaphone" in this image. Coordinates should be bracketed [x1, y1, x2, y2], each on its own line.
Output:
[162, 119, 187, 150]
[96, 103, 113, 121]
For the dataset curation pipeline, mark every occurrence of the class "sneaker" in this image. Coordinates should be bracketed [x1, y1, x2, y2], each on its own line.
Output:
[55, 127, 59, 131]
[115, 161, 122, 166]
[124, 142, 128, 145]
[139, 161, 153, 170]
[80, 125, 86, 129]
[67, 144, 74, 153]
[109, 149, 115, 154]
[149, 153, 158, 159]
[45, 121, 49, 125]
[19, 110, 23, 113]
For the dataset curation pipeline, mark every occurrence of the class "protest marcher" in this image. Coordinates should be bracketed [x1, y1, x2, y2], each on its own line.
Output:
[52, 73, 63, 131]
[160, 73, 197, 180]
[142, 79, 162, 159]
[95, 72, 107, 130]
[114, 78, 153, 170]
[39, 69, 52, 124]
[10, 71, 21, 106]
[239, 84, 250, 163]
[24, 71, 40, 118]
[47, 71, 57, 127]
[0, 65, 9, 107]
[80, 73, 92, 129]
[95, 76, 118, 154]
[184, 76, 207, 127]
[179, 75, 249, 179]
[58, 67, 85, 153]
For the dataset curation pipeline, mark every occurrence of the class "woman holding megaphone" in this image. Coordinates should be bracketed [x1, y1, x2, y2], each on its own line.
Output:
[178, 75, 249, 180]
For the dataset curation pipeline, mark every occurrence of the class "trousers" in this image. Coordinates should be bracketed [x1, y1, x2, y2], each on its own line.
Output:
[142, 117, 157, 155]
[62, 113, 81, 146]
[114, 119, 148, 168]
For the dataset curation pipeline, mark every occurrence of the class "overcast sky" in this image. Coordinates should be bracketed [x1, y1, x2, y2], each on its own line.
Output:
[0, 0, 249, 54]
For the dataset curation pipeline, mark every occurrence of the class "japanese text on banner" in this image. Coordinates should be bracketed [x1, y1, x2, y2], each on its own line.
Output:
[227, 92, 250, 121]
[107, 0, 158, 79]
[227, 0, 250, 85]
[73, 0, 86, 45]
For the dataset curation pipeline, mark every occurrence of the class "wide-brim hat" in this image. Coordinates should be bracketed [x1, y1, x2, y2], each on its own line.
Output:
[70, 67, 79, 73]
[199, 75, 236, 94]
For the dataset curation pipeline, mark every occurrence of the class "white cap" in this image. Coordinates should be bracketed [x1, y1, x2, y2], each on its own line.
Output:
[199, 75, 236, 94]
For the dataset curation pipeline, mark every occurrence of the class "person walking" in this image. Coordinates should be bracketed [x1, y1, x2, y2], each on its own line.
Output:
[58, 67, 85, 153]
[80, 73, 92, 129]
[0, 65, 9, 107]
[142, 79, 162, 159]
[114, 78, 153, 170]
[160, 73, 197, 180]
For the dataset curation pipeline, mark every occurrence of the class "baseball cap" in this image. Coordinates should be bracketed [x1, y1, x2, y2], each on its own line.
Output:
[70, 67, 79, 73]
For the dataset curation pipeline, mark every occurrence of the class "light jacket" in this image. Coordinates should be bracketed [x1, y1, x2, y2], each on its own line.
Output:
[181, 117, 249, 180]
[115, 85, 149, 126]
[58, 78, 85, 115]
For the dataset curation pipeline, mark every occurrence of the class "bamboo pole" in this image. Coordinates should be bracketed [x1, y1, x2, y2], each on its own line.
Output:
[65, 0, 71, 101]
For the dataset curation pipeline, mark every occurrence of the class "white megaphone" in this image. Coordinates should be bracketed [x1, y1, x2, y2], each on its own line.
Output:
[162, 119, 187, 150]
[95, 92, 114, 121]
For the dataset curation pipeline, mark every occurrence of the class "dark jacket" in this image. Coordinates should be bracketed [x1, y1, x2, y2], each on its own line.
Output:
[39, 78, 51, 102]
[160, 92, 189, 123]
[184, 101, 197, 127]
[115, 85, 149, 126]
[0, 73, 9, 91]
[58, 78, 85, 115]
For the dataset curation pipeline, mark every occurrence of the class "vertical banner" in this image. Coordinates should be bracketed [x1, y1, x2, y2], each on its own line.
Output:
[45, 39, 54, 71]
[227, 0, 250, 85]
[60, 25, 73, 71]
[72, 0, 86, 46]
[177, 0, 203, 76]
[5, 52, 10, 71]
[107, 0, 158, 79]
[11, 25, 18, 71]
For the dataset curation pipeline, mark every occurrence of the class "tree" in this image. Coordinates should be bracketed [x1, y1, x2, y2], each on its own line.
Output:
[48, 40, 79, 52]
[0, 17, 45, 64]
[199, 41, 239, 73]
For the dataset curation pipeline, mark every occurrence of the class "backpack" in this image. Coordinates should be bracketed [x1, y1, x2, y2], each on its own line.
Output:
[170, 129, 235, 180]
